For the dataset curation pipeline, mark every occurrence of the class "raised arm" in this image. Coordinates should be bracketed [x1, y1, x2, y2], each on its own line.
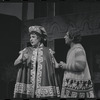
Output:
[14, 53, 23, 66]
[14, 48, 27, 66]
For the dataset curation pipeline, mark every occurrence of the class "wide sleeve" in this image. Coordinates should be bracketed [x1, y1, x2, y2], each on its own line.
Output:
[14, 48, 26, 66]
[67, 47, 86, 72]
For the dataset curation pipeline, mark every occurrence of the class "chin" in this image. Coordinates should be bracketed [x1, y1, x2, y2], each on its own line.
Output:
[31, 44, 35, 47]
[31, 43, 35, 46]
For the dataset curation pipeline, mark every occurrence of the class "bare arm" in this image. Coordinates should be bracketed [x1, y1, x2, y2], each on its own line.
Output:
[49, 48, 59, 68]
[53, 57, 59, 68]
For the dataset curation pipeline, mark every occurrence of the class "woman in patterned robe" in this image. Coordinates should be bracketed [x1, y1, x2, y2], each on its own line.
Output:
[59, 28, 95, 98]
[13, 26, 60, 98]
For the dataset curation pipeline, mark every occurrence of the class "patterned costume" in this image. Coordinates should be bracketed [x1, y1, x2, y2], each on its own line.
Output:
[14, 44, 60, 98]
[61, 43, 94, 98]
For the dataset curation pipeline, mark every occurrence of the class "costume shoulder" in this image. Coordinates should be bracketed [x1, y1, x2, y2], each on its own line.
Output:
[42, 46, 55, 55]
[74, 44, 85, 54]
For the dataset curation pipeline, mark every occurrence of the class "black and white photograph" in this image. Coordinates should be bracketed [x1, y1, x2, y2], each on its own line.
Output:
[0, 0, 100, 99]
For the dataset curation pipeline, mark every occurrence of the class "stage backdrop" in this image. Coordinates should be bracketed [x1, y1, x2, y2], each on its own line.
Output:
[21, 12, 100, 44]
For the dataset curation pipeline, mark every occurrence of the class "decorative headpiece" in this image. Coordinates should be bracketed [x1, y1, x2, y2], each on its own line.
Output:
[29, 25, 47, 37]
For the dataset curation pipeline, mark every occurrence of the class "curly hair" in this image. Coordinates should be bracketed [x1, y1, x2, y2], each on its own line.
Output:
[68, 28, 82, 43]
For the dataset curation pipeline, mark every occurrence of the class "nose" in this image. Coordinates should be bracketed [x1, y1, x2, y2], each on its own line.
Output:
[30, 37, 32, 41]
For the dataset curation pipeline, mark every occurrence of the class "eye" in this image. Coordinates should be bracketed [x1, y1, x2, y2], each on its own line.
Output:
[32, 36, 35, 38]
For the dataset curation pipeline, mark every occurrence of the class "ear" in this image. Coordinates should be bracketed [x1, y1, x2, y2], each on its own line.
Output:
[69, 34, 74, 41]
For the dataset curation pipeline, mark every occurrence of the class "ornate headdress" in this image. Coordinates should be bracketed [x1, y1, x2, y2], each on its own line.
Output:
[29, 25, 47, 37]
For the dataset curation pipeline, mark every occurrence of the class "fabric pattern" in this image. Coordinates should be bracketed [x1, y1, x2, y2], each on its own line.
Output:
[61, 43, 94, 98]
[14, 44, 60, 98]
[61, 78, 94, 98]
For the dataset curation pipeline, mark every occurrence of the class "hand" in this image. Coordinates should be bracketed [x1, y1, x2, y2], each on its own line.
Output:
[59, 61, 66, 69]
[23, 53, 28, 61]
[56, 63, 61, 68]
[57, 63, 63, 68]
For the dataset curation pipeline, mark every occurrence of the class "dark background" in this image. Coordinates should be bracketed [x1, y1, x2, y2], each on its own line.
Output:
[0, 14, 21, 98]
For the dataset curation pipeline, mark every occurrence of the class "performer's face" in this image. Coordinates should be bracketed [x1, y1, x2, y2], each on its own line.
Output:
[64, 32, 71, 45]
[30, 33, 41, 47]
